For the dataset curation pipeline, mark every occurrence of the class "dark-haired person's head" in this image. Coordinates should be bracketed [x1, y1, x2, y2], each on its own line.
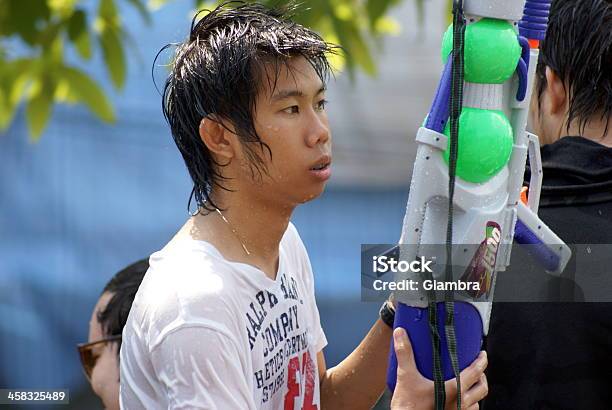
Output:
[530, 0, 612, 146]
[160, 1, 336, 214]
[78, 259, 148, 410]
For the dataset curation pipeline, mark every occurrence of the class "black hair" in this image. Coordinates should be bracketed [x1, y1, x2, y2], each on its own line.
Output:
[97, 258, 148, 355]
[158, 1, 336, 213]
[536, 0, 612, 137]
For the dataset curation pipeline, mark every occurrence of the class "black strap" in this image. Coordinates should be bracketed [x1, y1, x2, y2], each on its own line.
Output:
[428, 300, 445, 406]
[447, 0, 466, 408]
[428, 1, 466, 409]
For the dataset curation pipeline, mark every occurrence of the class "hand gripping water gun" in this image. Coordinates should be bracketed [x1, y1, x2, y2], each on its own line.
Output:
[386, 0, 572, 407]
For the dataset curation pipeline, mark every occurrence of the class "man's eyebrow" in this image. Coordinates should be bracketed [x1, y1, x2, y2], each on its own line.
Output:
[271, 86, 326, 102]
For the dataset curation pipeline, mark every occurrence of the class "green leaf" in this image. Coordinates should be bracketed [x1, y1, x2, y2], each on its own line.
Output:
[126, 0, 152, 24]
[26, 76, 55, 140]
[333, 3, 354, 21]
[375, 16, 402, 36]
[98, 0, 119, 21]
[48, 0, 78, 15]
[347, 29, 376, 76]
[74, 28, 92, 60]
[315, 18, 346, 73]
[67, 9, 92, 59]
[54, 78, 79, 104]
[0, 82, 11, 130]
[281, 0, 325, 27]
[330, 15, 376, 76]
[67, 9, 86, 40]
[59, 65, 115, 123]
[0, 0, 50, 44]
[0, 59, 36, 131]
[366, 0, 400, 30]
[38, 20, 64, 53]
[46, 35, 65, 65]
[98, 25, 126, 89]
[150, 0, 176, 11]
[96, 0, 125, 88]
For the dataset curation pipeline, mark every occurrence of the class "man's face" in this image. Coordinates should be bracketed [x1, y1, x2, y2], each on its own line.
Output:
[87, 292, 120, 410]
[235, 56, 332, 206]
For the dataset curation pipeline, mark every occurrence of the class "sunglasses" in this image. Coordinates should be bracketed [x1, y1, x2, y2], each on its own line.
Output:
[77, 334, 122, 381]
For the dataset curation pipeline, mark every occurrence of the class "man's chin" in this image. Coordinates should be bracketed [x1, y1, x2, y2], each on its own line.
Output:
[298, 185, 327, 204]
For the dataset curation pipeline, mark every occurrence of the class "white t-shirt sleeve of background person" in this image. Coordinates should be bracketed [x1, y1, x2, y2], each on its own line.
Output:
[150, 325, 258, 410]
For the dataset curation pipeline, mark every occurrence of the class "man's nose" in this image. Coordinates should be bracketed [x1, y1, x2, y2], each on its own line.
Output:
[306, 111, 331, 147]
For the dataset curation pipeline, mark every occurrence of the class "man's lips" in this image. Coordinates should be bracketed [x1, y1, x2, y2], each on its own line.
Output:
[309, 154, 332, 171]
[309, 154, 332, 181]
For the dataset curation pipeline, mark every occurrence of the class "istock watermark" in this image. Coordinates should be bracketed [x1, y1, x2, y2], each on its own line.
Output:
[361, 244, 612, 303]
[371, 255, 434, 274]
[371, 278, 481, 292]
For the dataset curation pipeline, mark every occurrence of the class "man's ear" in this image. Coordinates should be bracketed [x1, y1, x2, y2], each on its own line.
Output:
[544, 66, 567, 116]
[199, 116, 235, 161]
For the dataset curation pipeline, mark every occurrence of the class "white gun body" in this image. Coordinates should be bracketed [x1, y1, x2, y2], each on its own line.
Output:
[395, 0, 571, 334]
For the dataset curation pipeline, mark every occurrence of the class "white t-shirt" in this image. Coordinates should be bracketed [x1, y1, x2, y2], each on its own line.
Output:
[119, 222, 327, 410]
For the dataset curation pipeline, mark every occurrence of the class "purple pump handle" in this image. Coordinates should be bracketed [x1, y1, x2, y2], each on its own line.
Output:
[425, 57, 453, 134]
[519, 0, 552, 41]
[515, 36, 530, 101]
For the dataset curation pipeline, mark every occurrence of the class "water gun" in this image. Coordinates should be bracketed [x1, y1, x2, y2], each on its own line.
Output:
[386, 0, 572, 407]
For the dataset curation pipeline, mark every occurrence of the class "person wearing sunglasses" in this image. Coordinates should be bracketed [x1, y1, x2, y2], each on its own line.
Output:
[78, 259, 148, 410]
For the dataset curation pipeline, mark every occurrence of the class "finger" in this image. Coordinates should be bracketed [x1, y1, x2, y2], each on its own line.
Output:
[459, 351, 488, 389]
[463, 374, 489, 406]
[444, 351, 487, 396]
[444, 376, 458, 396]
[393, 327, 416, 379]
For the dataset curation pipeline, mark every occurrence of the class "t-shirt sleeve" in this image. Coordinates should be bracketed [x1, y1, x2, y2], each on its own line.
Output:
[150, 325, 257, 410]
[287, 223, 328, 353]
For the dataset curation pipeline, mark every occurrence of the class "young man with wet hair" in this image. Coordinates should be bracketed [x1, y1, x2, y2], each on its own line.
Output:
[78, 259, 148, 410]
[486, 0, 612, 408]
[120, 3, 488, 409]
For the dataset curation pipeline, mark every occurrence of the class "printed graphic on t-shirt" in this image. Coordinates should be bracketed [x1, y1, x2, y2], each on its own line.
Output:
[246, 272, 318, 409]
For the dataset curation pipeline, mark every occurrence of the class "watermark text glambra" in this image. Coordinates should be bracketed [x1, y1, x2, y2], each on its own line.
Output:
[370, 255, 481, 292]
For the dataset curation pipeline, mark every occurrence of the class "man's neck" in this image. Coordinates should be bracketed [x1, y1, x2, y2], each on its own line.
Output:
[186, 190, 294, 280]
[566, 116, 612, 148]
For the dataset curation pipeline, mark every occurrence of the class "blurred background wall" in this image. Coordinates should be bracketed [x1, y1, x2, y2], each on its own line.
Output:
[0, 0, 447, 407]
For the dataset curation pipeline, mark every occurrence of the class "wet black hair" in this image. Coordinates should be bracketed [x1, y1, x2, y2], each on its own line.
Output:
[158, 1, 336, 213]
[536, 0, 612, 137]
[97, 258, 148, 355]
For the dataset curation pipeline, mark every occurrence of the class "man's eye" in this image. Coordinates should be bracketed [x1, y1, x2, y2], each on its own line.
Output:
[316, 99, 328, 111]
[283, 106, 299, 114]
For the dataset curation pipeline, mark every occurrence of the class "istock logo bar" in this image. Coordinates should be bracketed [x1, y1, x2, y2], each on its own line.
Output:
[371, 255, 434, 273]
